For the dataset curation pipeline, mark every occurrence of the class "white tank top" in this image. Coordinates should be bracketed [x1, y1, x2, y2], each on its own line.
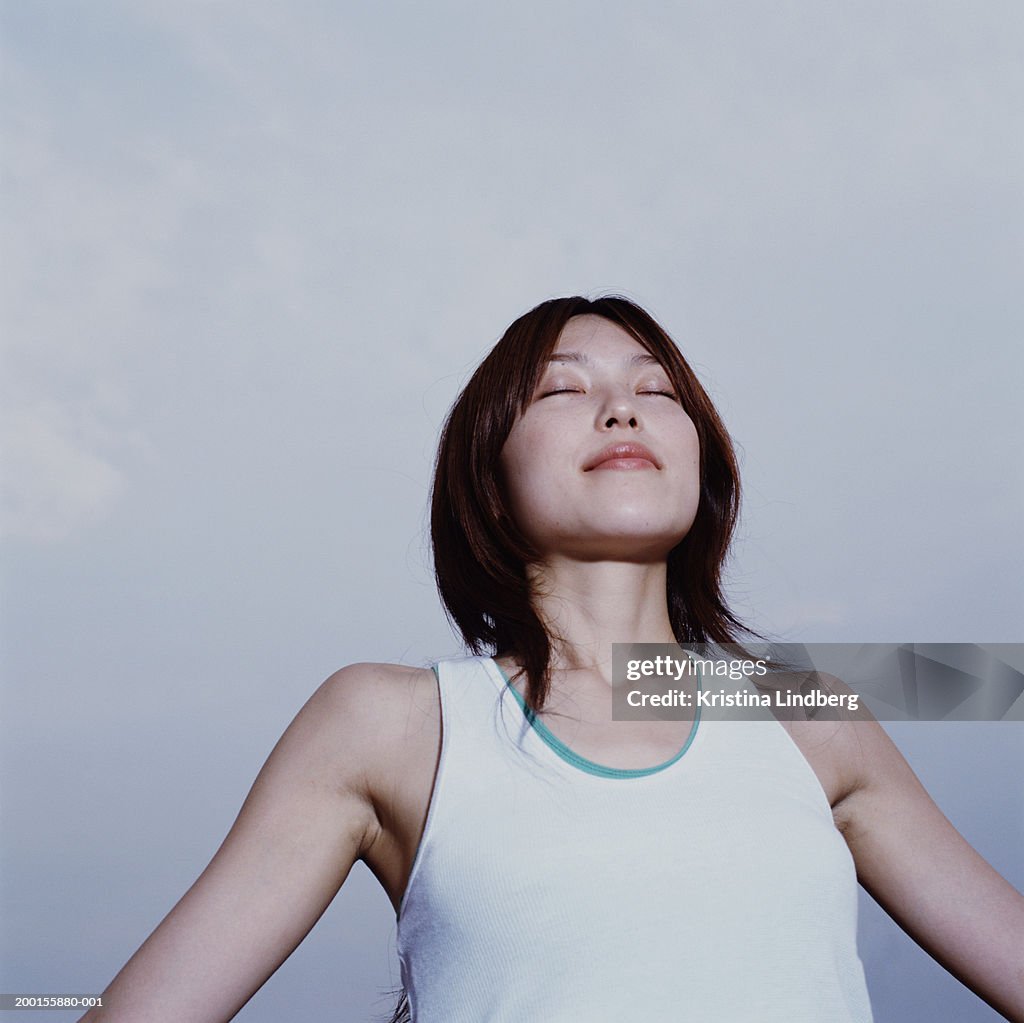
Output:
[397, 656, 873, 1022]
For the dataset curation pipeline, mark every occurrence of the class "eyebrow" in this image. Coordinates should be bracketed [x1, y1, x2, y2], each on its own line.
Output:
[546, 351, 662, 368]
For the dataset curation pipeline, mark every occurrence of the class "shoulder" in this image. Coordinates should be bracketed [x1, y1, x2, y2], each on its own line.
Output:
[311, 662, 439, 745]
[779, 675, 950, 839]
[304, 662, 440, 788]
[262, 663, 438, 803]
[317, 661, 437, 707]
[775, 670, 898, 817]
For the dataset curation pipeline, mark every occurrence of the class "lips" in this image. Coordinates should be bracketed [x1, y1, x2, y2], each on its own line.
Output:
[584, 442, 660, 471]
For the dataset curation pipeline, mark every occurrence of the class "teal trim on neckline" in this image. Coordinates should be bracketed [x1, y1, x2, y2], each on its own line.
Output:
[493, 660, 701, 780]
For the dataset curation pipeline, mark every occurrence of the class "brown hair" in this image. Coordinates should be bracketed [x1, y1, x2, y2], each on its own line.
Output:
[431, 295, 747, 711]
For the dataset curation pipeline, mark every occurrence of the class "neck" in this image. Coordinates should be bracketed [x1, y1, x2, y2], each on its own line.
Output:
[525, 557, 678, 683]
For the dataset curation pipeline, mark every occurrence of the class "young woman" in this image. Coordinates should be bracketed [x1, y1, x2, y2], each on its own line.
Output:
[80, 297, 1024, 1022]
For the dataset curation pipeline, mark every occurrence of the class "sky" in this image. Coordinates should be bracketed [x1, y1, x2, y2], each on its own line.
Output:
[1, 2, 1022, 1021]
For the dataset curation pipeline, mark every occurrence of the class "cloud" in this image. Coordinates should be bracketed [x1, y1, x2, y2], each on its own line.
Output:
[1, 401, 134, 542]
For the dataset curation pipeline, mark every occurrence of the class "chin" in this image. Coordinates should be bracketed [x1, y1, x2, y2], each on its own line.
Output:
[569, 524, 693, 562]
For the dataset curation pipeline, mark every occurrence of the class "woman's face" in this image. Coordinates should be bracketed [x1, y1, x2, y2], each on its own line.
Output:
[499, 314, 701, 562]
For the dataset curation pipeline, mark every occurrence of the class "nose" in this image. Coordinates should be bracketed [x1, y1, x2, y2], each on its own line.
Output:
[597, 390, 641, 431]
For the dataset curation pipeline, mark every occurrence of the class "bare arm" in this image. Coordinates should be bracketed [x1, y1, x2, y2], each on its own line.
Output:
[78, 664, 391, 1023]
[834, 720, 1024, 1021]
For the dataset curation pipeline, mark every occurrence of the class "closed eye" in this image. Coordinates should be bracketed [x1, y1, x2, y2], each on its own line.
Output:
[539, 388, 583, 397]
[639, 390, 679, 399]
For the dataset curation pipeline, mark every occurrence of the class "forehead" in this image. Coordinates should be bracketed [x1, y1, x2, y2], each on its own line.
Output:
[547, 315, 664, 373]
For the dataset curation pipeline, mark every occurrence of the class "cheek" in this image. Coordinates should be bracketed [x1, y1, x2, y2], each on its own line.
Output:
[497, 426, 570, 543]
[499, 415, 551, 485]
[497, 430, 541, 519]
[672, 418, 701, 470]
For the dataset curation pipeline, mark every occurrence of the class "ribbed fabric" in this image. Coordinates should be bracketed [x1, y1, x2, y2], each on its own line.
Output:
[396, 656, 873, 1022]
